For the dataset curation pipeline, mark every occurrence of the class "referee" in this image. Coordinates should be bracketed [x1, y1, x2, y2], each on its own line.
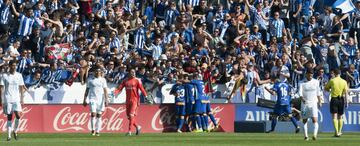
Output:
[325, 69, 348, 137]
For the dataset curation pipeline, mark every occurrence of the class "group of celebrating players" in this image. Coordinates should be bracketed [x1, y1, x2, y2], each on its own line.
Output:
[169, 73, 219, 133]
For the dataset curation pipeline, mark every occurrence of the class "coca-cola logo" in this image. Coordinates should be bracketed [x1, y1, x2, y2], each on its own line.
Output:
[151, 106, 224, 131]
[0, 107, 31, 132]
[53, 106, 127, 132]
[151, 106, 177, 131]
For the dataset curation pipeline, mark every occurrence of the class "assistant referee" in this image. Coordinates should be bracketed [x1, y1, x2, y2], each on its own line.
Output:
[325, 69, 348, 137]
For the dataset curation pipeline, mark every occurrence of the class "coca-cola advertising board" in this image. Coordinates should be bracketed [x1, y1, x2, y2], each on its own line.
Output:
[0, 104, 234, 133]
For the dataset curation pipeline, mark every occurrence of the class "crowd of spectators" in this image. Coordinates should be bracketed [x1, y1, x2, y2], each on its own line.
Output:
[0, 0, 360, 103]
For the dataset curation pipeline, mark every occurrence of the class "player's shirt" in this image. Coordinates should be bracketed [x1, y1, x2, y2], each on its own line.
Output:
[0, 72, 24, 103]
[184, 83, 195, 104]
[86, 76, 107, 102]
[272, 82, 292, 106]
[298, 78, 321, 105]
[116, 77, 147, 104]
[170, 84, 186, 105]
[191, 79, 206, 102]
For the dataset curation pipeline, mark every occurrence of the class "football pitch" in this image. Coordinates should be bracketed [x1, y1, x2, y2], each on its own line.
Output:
[0, 133, 359, 146]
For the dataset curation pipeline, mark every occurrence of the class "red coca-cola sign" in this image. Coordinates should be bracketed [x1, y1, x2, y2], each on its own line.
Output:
[0, 104, 234, 133]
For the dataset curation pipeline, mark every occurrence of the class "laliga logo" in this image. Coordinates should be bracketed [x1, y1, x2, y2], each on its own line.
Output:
[151, 106, 177, 131]
[0, 107, 31, 132]
[209, 106, 223, 128]
[54, 107, 127, 132]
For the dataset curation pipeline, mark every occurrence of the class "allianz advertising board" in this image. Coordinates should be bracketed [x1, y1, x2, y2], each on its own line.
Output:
[235, 104, 360, 132]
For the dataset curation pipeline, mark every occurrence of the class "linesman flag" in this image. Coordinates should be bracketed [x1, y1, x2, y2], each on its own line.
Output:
[333, 0, 356, 13]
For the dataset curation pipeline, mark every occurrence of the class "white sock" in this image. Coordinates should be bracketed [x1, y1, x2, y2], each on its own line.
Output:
[314, 122, 319, 137]
[91, 117, 96, 131]
[7, 120, 12, 138]
[96, 117, 102, 133]
[14, 118, 20, 133]
[303, 122, 308, 138]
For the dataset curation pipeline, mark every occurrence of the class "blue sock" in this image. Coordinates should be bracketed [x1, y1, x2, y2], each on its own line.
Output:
[271, 119, 277, 131]
[290, 117, 299, 128]
[178, 118, 185, 130]
[191, 116, 196, 130]
[176, 118, 180, 129]
[196, 116, 202, 130]
[202, 115, 209, 130]
[209, 114, 218, 126]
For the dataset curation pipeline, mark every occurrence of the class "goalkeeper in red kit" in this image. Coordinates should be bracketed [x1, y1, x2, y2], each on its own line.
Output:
[114, 68, 147, 136]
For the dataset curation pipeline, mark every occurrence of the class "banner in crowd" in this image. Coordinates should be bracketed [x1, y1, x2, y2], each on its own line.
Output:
[45, 43, 71, 60]
[333, 0, 356, 13]
[0, 104, 234, 133]
[235, 104, 360, 132]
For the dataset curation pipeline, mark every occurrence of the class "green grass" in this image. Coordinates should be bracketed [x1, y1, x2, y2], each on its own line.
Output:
[0, 133, 359, 146]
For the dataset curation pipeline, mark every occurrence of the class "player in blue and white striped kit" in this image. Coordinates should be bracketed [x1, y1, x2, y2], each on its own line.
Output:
[170, 75, 186, 133]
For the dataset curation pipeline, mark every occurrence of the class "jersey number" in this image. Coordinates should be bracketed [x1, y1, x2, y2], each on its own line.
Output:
[280, 87, 288, 97]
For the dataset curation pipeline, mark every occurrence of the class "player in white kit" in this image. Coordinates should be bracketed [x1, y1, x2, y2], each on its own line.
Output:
[298, 70, 322, 141]
[83, 67, 109, 136]
[0, 60, 26, 141]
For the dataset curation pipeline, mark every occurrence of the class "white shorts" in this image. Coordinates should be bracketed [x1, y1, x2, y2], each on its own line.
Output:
[301, 103, 318, 119]
[3, 102, 22, 115]
[89, 100, 105, 113]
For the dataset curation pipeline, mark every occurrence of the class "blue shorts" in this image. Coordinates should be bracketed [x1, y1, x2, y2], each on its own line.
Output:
[194, 100, 205, 114]
[176, 105, 186, 116]
[274, 104, 292, 116]
[186, 103, 194, 115]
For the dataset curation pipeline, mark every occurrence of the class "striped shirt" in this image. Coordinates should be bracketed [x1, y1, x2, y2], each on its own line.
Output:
[17, 14, 35, 36]
[291, 69, 303, 91]
[165, 9, 179, 27]
[349, 71, 360, 88]
[249, 6, 267, 30]
[351, 9, 360, 28]
[49, 1, 60, 12]
[185, 0, 200, 7]
[0, 3, 10, 24]
[16, 57, 32, 74]
[151, 44, 163, 60]
[134, 27, 146, 49]
[109, 36, 121, 50]
[270, 18, 285, 38]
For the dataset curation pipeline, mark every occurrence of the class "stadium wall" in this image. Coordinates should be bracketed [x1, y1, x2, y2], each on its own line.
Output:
[0, 104, 234, 133]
